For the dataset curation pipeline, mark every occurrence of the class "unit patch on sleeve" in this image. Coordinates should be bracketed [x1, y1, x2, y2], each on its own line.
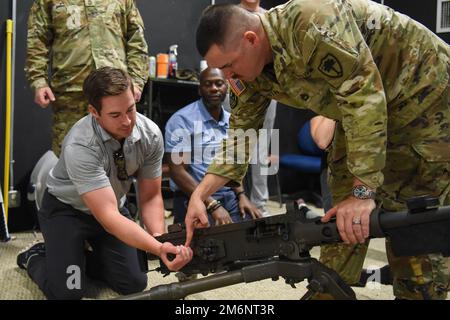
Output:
[318, 54, 343, 78]
[229, 91, 238, 109]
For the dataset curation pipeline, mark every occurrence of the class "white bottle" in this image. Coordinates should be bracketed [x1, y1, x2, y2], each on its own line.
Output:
[149, 56, 156, 78]
[168, 45, 178, 78]
[199, 60, 208, 72]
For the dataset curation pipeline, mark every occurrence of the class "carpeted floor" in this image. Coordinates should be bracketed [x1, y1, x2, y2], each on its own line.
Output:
[0, 201, 399, 300]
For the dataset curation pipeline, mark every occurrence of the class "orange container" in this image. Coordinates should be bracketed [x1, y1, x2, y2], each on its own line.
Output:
[156, 54, 169, 78]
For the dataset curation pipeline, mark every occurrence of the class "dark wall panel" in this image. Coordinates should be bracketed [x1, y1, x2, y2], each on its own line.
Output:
[137, 0, 211, 70]
[1, 0, 51, 231]
[385, 0, 449, 43]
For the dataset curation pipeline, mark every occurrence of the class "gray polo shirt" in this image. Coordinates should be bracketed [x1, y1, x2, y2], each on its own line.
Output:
[47, 113, 163, 213]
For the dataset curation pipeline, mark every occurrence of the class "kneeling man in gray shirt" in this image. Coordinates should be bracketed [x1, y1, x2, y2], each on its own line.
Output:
[17, 67, 192, 299]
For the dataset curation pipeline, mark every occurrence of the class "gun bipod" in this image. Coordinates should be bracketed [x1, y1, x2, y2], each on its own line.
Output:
[117, 257, 356, 300]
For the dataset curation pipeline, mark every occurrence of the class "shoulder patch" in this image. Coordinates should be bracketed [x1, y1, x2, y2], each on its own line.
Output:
[318, 54, 343, 78]
[228, 78, 246, 96]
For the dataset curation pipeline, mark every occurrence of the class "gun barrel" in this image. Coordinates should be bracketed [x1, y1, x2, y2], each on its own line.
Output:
[116, 270, 245, 300]
[370, 206, 450, 235]
[370, 206, 450, 256]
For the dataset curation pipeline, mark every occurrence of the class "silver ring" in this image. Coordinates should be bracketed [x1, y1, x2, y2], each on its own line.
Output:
[352, 218, 361, 225]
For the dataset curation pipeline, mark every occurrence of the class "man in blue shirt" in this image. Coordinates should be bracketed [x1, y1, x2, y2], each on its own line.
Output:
[165, 67, 261, 225]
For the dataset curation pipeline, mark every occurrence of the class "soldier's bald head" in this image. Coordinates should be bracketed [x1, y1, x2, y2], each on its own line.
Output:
[196, 4, 260, 57]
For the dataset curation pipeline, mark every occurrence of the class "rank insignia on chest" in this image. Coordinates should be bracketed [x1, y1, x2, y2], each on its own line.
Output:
[228, 78, 246, 96]
[318, 53, 343, 78]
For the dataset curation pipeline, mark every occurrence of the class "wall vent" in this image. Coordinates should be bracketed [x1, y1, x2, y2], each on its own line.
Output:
[437, 0, 450, 33]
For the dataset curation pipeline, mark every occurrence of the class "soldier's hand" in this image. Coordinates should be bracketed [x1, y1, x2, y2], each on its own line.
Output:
[211, 206, 233, 225]
[159, 242, 193, 271]
[321, 197, 375, 244]
[34, 87, 55, 108]
[185, 194, 209, 247]
[238, 195, 262, 219]
[134, 89, 142, 102]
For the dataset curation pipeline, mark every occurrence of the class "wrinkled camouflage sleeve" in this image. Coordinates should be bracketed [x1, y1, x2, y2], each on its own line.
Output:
[303, 1, 387, 189]
[207, 86, 270, 187]
[125, 0, 150, 91]
[25, 0, 53, 91]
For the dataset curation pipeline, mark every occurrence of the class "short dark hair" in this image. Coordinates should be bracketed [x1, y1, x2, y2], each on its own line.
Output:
[196, 4, 238, 57]
[83, 67, 134, 114]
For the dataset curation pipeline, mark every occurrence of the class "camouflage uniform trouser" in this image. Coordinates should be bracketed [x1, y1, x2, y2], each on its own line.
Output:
[51, 91, 89, 156]
[320, 87, 450, 300]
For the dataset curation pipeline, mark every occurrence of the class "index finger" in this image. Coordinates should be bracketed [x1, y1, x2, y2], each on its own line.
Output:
[46, 88, 55, 101]
[321, 206, 337, 223]
[185, 220, 194, 247]
[361, 211, 371, 239]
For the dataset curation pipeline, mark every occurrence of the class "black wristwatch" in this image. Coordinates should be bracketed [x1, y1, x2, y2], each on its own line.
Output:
[352, 185, 376, 200]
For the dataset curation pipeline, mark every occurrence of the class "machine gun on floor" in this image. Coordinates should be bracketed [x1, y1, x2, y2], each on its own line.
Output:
[119, 197, 450, 300]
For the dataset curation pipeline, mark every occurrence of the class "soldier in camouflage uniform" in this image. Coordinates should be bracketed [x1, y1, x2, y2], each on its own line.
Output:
[25, 0, 150, 156]
[185, 0, 450, 299]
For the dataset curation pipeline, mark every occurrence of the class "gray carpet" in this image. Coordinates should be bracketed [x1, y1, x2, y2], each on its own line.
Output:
[0, 231, 121, 299]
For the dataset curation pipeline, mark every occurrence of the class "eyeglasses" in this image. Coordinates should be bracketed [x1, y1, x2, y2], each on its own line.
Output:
[113, 147, 128, 181]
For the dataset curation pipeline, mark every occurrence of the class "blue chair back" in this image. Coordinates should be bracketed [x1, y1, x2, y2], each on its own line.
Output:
[279, 120, 324, 174]
[297, 121, 324, 156]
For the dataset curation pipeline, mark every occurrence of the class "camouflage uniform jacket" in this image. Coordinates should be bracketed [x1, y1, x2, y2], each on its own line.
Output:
[25, 0, 150, 92]
[208, 0, 449, 189]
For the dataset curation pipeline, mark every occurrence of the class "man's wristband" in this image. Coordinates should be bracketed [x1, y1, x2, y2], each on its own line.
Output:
[206, 200, 222, 214]
[206, 199, 219, 210]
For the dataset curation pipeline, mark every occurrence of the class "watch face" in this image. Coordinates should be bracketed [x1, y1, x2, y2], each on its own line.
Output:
[354, 186, 366, 197]
[353, 185, 372, 199]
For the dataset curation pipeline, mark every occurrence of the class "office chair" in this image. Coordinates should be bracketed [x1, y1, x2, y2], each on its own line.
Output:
[28, 151, 58, 211]
[279, 120, 325, 208]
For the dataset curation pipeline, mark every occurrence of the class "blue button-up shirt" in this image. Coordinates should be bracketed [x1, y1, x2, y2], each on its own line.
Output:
[165, 99, 231, 196]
